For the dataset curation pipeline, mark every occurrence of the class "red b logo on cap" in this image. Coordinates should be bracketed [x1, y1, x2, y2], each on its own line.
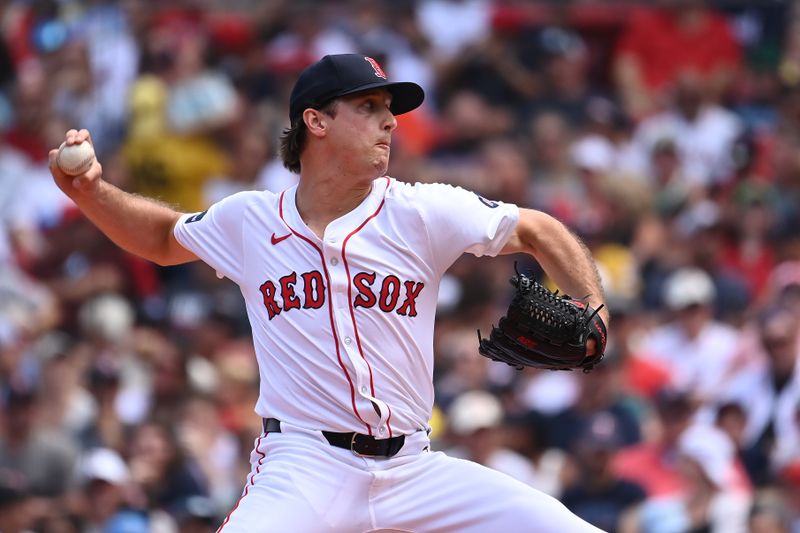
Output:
[365, 57, 387, 79]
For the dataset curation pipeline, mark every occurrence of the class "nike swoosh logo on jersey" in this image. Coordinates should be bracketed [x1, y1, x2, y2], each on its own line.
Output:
[271, 232, 292, 245]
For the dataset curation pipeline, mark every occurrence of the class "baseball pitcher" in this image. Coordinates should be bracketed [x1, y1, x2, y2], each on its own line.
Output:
[49, 54, 608, 532]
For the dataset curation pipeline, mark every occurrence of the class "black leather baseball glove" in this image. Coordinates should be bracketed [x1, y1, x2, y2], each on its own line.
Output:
[477, 268, 607, 371]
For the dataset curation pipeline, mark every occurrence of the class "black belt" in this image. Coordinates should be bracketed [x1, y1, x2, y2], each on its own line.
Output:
[262, 418, 405, 458]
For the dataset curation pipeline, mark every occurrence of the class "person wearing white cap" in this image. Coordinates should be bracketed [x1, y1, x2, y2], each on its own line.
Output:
[80, 447, 131, 487]
[77, 448, 145, 533]
[79, 447, 182, 533]
[443, 391, 540, 489]
[639, 267, 741, 403]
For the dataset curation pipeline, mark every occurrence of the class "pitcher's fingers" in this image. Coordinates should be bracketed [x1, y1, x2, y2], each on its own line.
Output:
[48, 149, 68, 180]
[65, 129, 79, 144]
[586, 338, 596, 357]
[72, 172, 92, 190]
[72, 161, 102, 190]
[78, 129, 93, 145]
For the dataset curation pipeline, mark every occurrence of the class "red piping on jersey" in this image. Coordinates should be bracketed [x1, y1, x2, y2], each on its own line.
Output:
[278, 190, 370, 435]
[217, 433, 269, 532]
[341, 177, 394, 437]
[386, 405, 393, 437]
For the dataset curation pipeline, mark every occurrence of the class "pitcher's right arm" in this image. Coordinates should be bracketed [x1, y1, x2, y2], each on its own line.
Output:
[48, 129, 198, 266]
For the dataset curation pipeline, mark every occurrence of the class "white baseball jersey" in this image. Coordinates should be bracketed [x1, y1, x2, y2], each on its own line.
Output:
[174, 176, 518, 438]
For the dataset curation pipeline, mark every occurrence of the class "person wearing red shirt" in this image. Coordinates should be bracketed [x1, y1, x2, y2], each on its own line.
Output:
[613, 0, 741, 120]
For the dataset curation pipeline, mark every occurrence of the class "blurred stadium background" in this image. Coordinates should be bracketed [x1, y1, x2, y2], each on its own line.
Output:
[1, 0, 800, 531]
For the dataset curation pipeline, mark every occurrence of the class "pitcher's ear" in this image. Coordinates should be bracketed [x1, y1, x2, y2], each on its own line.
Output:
[304, 109, 328, 138]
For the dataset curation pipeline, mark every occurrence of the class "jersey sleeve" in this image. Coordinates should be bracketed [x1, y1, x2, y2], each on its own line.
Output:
[411, 182, 519, 272]
[173, 191, 253, 284]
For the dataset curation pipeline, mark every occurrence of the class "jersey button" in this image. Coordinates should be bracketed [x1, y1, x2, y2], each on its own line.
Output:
[360, 386, 368, 393]
[330, 257, 339, 266]
[344, 336, 352, 345]
[379, 427, 386, 435]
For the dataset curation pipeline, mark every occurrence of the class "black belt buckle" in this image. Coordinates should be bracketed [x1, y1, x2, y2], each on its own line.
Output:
[350, 432, 385, 457]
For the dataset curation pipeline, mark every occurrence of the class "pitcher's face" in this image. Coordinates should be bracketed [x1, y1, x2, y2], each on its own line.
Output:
[327, 89, 397, 178]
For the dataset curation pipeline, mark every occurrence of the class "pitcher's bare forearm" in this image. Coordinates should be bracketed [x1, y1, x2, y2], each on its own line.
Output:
[71, 180, 196, 266]
[501, 208, 608, 325]
[49, 129, 197, 266]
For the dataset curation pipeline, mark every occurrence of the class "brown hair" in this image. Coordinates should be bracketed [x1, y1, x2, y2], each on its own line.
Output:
[279, 100, 339, 174]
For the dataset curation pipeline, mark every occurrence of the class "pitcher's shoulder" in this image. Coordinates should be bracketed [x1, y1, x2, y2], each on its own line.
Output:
[384, 178, 453, 200]
[227, 188, 283, 209]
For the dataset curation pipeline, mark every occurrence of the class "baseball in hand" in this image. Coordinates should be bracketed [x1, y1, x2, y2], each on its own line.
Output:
[57, 140, 96, 176]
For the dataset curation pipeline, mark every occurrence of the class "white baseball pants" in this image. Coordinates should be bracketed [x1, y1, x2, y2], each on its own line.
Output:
[217, 422, 605, 533]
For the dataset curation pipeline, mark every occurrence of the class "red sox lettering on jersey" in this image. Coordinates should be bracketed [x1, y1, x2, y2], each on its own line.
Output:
[259, 270, 424, 320]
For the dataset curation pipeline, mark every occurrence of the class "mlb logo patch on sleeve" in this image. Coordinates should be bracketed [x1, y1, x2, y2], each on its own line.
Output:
[186, 210, 208, 224]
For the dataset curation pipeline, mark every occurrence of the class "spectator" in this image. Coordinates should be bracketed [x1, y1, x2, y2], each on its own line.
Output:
[526, 27, 609, 128]
[715, 401, 769, 488]
[648, 138, 697, 217]
[415, 0, 491, 62]
[127, 420, 209, 511]
[0, 385, 78, 498]
[434, 328, 496, 409]
[204, 123, 274, 206]
[502, 411, 566, 498]
[639, 267, 740, 403]
[122, 17, 234, 213]
[526, 111, 583, 227]
[75, 447, 150, 533]
[628, 72, 743, 189]
[561, 412, 646, 533]
[605, 302, 673, 401]
[612, 389, 694, 498]
[716, 304, 800, 481]
[568, 134, 646, 241]
[632, 424, 751, 533]
[0, 139, 37, 263]
[613, 0, 742, 119]
[177, 395, 241, 511]
[79, 357, 125, 451]
[444, 390, 540, 488]
[34, 333, 93, 437]
[436, 26, 541, 111]
[0, 263, 59, 347]
[173, 495, 218, 533]
[547, 354, 641, 453]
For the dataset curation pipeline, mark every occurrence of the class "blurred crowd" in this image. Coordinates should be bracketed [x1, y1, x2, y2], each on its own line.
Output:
[2, 0, 800, 531]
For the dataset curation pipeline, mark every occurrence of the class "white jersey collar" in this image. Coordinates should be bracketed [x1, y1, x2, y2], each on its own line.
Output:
[280, 177, 391, 242]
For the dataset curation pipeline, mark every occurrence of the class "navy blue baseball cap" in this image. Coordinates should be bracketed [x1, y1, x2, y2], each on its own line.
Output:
[289, 54, 424, 124]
